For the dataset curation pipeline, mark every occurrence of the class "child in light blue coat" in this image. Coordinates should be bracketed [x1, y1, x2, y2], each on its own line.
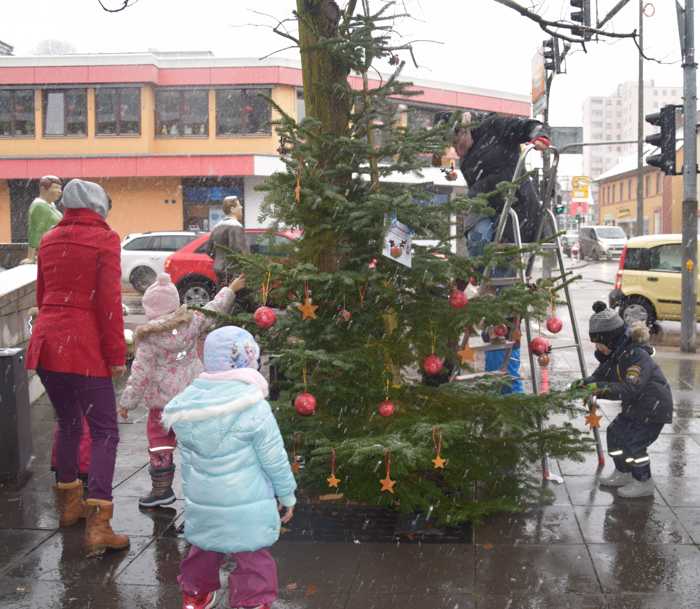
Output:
[162, 326, 296, 609]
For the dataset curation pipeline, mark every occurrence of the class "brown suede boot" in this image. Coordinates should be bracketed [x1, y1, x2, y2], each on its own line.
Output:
[84, 498, 130, 557]
[54, 480, 87, 527]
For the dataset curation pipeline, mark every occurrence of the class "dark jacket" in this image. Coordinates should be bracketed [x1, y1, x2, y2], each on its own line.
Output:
[585, 325, 673, 424]
[26, 208, 126, 377]
[460, 114, 547, 242]
[206, 217, 249, 275]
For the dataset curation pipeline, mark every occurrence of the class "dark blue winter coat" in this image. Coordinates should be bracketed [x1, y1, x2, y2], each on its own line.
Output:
[585, 325, 673, 424]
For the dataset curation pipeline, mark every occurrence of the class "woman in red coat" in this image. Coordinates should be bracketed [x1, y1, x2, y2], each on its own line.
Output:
[26, 179, 129, 557]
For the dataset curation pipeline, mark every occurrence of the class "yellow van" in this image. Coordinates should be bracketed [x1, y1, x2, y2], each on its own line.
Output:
[608, 234, 700, 324]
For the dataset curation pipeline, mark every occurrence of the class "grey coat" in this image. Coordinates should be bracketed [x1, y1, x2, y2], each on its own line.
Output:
[207, 218, 249, 274]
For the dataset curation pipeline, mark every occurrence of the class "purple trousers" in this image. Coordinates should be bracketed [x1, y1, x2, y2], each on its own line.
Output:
[179, 545, 278, 608]
[38, 369, 119, 501]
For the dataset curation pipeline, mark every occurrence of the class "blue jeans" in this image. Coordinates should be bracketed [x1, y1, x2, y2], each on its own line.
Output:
[466, 216, 495, 259]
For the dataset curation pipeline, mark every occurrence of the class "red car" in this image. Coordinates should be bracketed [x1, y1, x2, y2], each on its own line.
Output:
[164, 228, 299, 306]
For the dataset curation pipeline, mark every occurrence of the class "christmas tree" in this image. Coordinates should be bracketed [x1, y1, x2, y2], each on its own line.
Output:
[218, 0, 592, 524]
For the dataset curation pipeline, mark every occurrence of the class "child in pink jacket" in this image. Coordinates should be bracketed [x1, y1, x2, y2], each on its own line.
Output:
[118, 272, 245, 508]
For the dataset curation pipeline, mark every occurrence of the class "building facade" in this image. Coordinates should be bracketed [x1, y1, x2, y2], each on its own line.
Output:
[582, 80, 682, 180]
[0, 52, 529, 243]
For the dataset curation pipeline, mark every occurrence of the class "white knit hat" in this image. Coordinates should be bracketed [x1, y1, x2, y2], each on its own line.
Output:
[142, 273, 180, 320]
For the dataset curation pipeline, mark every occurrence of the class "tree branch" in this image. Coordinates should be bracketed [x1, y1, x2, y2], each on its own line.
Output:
[492, 0, 636, 40]
[97, 0, 138, 12]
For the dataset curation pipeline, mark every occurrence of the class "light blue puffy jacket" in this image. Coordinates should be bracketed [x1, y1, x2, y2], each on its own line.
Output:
[161, 370, 296, 553]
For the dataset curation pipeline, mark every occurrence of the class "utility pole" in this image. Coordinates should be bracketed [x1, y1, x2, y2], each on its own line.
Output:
[636, 0, 645, 237]
[680, 0, 697, 353]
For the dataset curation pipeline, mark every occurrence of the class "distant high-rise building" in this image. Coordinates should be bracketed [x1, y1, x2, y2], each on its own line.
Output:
[0, 40, 13, 56]
[582, 80, 682, 180]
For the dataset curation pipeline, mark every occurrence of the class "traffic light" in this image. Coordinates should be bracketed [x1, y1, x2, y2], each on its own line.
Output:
[570, 0, 591, 40]
[543, 37, 561, 74]
[645, 105, 678, 175]
[555, 195, 566, 215]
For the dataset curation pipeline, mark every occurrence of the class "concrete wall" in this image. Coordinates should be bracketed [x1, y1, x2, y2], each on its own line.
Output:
[0, 265, 43, 402]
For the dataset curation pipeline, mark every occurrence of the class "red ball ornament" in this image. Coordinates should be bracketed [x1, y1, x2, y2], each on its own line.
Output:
[294, 392, 317, 416]
[422, 354, 444, 376]
[378, 400, 395, 417]
[546, 317, 563, 334]
[529, 336, 551, 356]
[254, 306, 277, 329]
[390, 246, 402, 258]
[493, 324, 508, 338]
[449, 289, 468, 309]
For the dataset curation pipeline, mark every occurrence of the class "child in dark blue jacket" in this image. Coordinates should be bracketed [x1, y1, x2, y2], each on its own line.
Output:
[585, 302, 673, 497]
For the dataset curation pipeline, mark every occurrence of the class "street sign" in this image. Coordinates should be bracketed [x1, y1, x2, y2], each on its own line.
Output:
[549, 126, 584, 154]
[531, 48, 546, 116]
[571, 175, 590, 200]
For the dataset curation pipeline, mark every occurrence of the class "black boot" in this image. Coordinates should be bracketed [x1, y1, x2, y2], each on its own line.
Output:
[138, 465, 176, 508]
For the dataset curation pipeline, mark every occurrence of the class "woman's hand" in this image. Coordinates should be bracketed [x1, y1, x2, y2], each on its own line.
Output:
[110, 365, 127, 379]
[118, 407, 129, 420]
[229, 274, 246, 293]
[278, 503, 295, 524]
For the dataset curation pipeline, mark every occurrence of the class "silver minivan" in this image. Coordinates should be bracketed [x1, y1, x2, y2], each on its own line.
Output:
[579, 225, 627, 261]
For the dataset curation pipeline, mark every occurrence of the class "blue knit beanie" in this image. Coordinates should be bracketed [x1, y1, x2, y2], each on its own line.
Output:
[203, 326, 260, 372]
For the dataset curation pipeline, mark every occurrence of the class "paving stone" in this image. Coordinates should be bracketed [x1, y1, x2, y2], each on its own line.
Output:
[476, 506, 584, 545]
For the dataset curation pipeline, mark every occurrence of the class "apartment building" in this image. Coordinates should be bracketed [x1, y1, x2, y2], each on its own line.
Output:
[0, 52, 530, 242]
[582, 80, 682, 180]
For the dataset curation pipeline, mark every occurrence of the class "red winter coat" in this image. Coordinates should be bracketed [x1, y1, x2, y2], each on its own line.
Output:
[26, 208, 126, 378]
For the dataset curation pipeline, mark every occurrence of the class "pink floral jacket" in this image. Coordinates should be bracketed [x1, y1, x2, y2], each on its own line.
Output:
[119, 287, 235, 411]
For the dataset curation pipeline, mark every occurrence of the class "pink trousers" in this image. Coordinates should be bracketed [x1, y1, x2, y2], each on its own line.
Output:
[147, 409, 177, 468]
[178, 545, 278, 608]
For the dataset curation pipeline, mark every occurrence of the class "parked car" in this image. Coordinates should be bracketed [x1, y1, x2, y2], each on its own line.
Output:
[609, 234, 700, 325]
[164, 229, 299, 306]
[121, 231, 200, 292]
[578, 225, 627, 261]
[561, 230, 579, 257]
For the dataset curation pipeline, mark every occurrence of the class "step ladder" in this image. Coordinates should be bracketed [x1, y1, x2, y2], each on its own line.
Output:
[464, 143, 605, 481]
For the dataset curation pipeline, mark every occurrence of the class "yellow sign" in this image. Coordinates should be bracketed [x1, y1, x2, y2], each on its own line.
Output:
[572, 176, 590, 201]
[687, 259, 694, 272]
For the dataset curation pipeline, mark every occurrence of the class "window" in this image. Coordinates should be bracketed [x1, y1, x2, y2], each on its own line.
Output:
[627, 179, 632, 200]
[612, 184, 617, 202]
[624, 247, 649, 271]
[96, 87, 140, 135]
[246, 233, 294, 257]
[296, 89, 305, 122]
[649, 244, 682, 272]
[216, 88, 271, 136]
[122, 236, 155, 251]
[656, 172, 661, 194]
[156, 235, 196, 251]
[645, 174, 651, 196]
[43, 89, 87, 136]
[0, 89, 35, 137]
[156, 89, 208, 137]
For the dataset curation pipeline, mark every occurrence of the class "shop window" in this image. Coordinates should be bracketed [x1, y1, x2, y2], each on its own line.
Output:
[216, 88, 271, 136]
[43, 89, 87, 136]
[296, 88, 305, 122]
[0, 89, 35, 137]
[96, 87, 141, 136]
[156, 89, 208, 137]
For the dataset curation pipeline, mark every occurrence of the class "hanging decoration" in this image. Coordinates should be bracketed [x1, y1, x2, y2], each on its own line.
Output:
[529, 336, 551, 356]
[423, 328, 444, 376]
[546, 294, 563, 334]
[449, 288, 468, 309]
[585, 406, 603, 429]
[254, 271, 277, 329]
[294, 365, 317, 416]
[291, 432, 302, 475]
[457, 336, 475, 365]
[379, 449, 396, 494]
[326, 448, 341, 489]
[432, 426, 446, 469]
[294, 161, 302, 204]
[297, 281, 318, 320]
[377, 378, 395, 417]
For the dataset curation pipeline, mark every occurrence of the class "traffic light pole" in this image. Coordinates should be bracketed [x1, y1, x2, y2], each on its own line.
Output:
[636, 0, 645, 237]
[680, 0, 697, 353]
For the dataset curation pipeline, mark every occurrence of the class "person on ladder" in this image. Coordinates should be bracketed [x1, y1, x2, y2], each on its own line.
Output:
[445, 111, 550, 392]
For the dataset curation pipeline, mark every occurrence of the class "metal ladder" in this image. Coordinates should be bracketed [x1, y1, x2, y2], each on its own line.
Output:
[482, 144, 606, 479]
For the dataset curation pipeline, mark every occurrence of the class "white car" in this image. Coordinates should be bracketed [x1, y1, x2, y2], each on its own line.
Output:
[121, 231, 200, 292]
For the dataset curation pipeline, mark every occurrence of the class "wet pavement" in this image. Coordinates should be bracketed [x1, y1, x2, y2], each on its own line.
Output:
[2, 268, 700, 609]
